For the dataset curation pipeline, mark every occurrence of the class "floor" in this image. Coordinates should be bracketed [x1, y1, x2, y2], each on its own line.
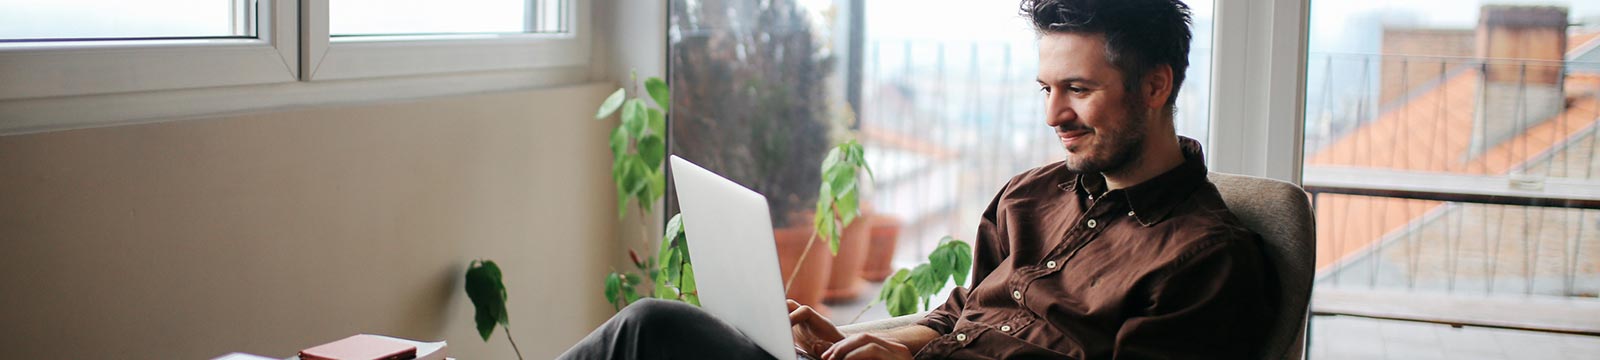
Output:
[1310, 315, 1600, 360]
[822, 282, 1600, 359]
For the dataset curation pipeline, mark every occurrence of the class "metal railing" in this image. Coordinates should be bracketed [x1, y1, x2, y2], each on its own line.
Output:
[1303, 52, 1600, 299]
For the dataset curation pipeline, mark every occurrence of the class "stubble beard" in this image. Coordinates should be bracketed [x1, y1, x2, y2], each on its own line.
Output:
[1062, 101, 1148, 175]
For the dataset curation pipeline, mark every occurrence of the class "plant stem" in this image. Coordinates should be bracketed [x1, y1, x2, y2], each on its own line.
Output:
[503, 325, 526, 360]
[784, 228, 820, 294]
[636, 204, 653, 246]
[847, 301, 877, 325]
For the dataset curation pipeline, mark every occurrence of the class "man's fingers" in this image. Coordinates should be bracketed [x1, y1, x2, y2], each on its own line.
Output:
[788, 304, 832, 330]
[787, 299, 801, 312]
[823, 334, 911, 360]
[821, 334, 875, 360]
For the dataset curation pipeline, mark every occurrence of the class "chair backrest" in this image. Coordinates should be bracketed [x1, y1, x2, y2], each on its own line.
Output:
[1207, 172, 1315, 360]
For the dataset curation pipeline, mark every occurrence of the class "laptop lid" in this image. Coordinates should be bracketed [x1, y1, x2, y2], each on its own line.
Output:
[668, 155, 796, 360]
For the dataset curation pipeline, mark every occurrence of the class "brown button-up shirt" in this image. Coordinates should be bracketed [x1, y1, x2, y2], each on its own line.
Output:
[914, 138, 1275, 359]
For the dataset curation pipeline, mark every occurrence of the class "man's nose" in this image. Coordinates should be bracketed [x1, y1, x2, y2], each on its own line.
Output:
[1046, 98, 1076, 128]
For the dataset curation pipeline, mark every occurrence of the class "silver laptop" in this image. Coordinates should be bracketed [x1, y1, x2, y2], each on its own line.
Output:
[669, 155, 798, 360]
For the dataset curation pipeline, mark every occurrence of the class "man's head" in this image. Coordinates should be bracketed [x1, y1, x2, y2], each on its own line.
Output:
[1025, 0, 1192, 174]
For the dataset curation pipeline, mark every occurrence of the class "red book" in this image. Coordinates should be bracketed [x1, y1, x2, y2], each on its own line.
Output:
[299, 334, 417, 360]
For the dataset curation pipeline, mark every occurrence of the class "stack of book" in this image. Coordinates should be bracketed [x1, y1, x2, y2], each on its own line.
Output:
[296, 334, 448, 360]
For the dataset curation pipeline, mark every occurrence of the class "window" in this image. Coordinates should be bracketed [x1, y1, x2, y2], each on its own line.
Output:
[331, 0, 569, 36]
[303, 0, 586, 80]
[0, 0, 587, 134]
[667, 0, 1219, 322]
[0, 0, 254, 41]
[1299, 0, 1600, 357]
[0, 0, 297, 101]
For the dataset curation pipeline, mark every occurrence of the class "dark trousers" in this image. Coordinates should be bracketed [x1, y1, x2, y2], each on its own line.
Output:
[558, 298, 781, 360]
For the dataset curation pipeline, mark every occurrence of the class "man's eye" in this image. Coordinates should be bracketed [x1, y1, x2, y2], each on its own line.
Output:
[1067, 86, 1087, 94]
[1038, 86, 1051, 95]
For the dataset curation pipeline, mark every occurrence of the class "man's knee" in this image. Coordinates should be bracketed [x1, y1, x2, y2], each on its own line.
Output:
[616, 298, 702, 328]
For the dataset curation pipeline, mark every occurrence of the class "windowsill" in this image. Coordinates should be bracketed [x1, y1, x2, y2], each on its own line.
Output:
[0, 65, 592, 136]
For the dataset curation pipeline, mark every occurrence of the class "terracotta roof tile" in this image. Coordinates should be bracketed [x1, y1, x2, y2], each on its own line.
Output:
[1307, 70, 1600, 270]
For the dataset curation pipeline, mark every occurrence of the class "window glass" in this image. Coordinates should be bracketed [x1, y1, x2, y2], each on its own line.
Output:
[1302, 0, 1600, 355]
[0, 0, 250, 41]
[331, 0, 567, 37]
[669, 0, 1216, 323]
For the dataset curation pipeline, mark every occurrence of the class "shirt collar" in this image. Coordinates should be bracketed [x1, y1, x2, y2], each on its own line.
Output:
[1055, 136, 1210, 226]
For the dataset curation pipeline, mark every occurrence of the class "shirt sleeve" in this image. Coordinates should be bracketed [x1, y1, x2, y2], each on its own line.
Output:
[915, 179, 1012, 334]
[1111, 231, 1273, 359]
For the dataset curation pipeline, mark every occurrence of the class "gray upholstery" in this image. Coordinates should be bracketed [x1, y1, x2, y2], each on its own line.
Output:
[1208, 172, 1315, 360]
[841, 172, 1315, 360]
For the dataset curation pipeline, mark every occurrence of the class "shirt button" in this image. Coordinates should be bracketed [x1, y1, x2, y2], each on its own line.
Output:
[1001, 325, 1013, 332]
[956, 333, 967, 341]
[1012, 290, 1023, 300]
[1086, 219, 1097, 228]
[1046, 260, 1057, 269]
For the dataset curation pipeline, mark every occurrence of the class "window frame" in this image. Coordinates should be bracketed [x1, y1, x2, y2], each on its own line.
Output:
[1206, 0, 1310, 184]
[0, 0, 592, 135]
[301, 0, 590, 81]
[0, 0, 300, 100]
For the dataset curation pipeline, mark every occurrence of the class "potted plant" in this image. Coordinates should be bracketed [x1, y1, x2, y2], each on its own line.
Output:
[669, 0, 839, 309]
[812, 139, 876, 302]
[861, 213, 903, 282]
[841, 236, 974, 324]
[593, 73, 699, 311]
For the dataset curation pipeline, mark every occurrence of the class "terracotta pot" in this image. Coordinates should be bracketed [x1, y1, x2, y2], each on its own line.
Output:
[862, 214, 903, 282]
[822, 214, 873, 302]
[775, 224, 833, 314]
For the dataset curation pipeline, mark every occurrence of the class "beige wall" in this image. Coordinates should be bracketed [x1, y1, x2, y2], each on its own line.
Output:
[0, 83, 619, 359]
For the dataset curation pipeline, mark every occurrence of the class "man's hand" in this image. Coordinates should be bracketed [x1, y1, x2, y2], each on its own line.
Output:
[820, 333, 914, 360]
[789, 300, 844, 356]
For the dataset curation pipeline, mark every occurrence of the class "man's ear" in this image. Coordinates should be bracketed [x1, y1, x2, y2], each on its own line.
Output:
[1142, 64, 1174, 111]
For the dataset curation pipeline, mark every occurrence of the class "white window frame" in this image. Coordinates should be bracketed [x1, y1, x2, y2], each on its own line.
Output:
[0, 0, 592, 135]
[0, 0, 300, 100]
[1207, 0, 1310, 185]
[301, 0, 591, 81]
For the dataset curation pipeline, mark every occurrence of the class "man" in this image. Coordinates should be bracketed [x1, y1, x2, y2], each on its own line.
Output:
[561, 0, 1274, 358]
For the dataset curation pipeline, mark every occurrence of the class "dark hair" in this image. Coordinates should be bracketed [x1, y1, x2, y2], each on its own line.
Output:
[1022, 0, 1192, 115]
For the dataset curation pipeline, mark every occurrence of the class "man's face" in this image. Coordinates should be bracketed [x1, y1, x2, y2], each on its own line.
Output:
[1036, 32, 1149, 174]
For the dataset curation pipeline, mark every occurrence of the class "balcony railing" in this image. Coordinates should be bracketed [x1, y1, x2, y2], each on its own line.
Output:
[1303, 52, 1600, 335]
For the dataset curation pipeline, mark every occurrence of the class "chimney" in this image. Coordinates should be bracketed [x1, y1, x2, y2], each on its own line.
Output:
[1470, 5, 1568, 155]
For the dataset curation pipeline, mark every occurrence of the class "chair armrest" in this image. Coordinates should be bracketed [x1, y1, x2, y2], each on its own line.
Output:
[838, 313, 927, 335]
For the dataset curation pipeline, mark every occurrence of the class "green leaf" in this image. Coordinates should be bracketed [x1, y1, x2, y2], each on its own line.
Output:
[886, 282, 918, 317]
[660, 243, 681, 284]
[820, 146, 842, 172]
[647, 108, 667, 138]
[828, 223, 841, 255]
[681, 263, 700, 306]
[909, 263, 940, 297]
[624, 157, 650, 197]
[596, 88, 626, 119]
[609, 126, 629, 161]
[604, 272, 624, 311]
[638, 134, 666, 172]
[644, 77, 670, 112]
[616, 180, 631, 219]
[664, 213, 685, 242]
[951, 241, 973, 286]
[836, 185, 859, 228]
[465, 260, 509, 341]
[621, 99, 647, 138]
[878, 269, 911, 301]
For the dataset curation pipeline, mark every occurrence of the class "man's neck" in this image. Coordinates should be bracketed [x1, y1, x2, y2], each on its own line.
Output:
[1102, 134, 1184, 190]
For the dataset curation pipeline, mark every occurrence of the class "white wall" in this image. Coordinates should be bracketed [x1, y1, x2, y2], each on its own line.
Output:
[0, 84, 619, 359]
